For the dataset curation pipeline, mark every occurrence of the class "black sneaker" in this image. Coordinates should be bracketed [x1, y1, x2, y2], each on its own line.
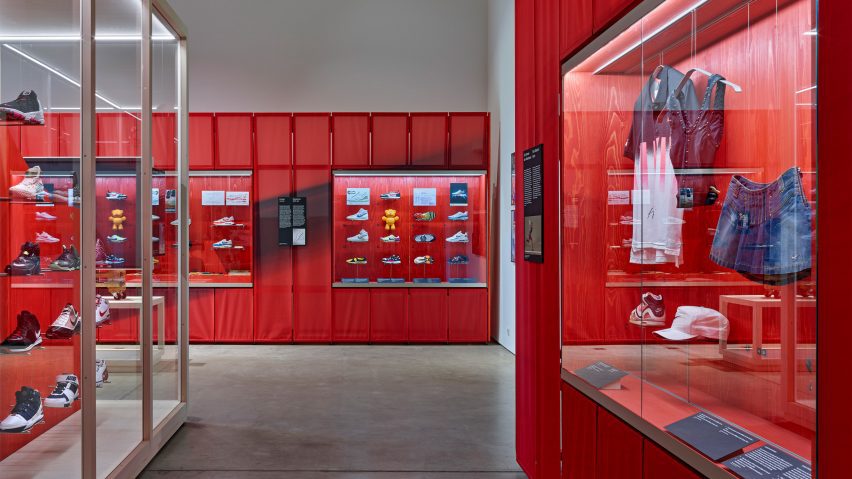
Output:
[44, 374, 79, 408]
[6, 242, 41, 276]
[0, 90, 45, 125]
[50, 245, 81, 271]
[0, 387, 43, 433]
[1, 311, 42, 353]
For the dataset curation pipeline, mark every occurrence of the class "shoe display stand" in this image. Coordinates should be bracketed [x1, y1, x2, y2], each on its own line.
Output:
[96, 296, 166, 372]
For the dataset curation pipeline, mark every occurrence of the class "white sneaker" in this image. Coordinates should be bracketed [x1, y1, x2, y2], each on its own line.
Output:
[0, 387, 43, 433]
[446, 231, 469, 243]
[448, 211, 468, 221]
[346, 208, 369, 221]
[44, 374, 79, 408]
[96, 295, 111, 327]
[347, 229, 369, 242]
[35, 231, 59, 243]
[213, 216, 235, 226]
[45, 304, 81, 340]
[95, 360, 109, 388]
[9, 166, 45, 200]
[380, 234, 400, 243]
[35, 211, 57, 221]
[451, 189, 468, 199]
[171, 218, 191, 226]
[152, 214, 161, 221]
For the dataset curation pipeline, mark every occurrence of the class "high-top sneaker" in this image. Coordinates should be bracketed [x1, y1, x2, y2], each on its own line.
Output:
[45, 304, 81, 340]
[0, 387, 44, 433]
[7, 242, 41, 276]
[0, 90, 45, 125]
[50, 245, 81, 271]
[95, 295, 111, 327]
[629, 292, 666, 326]
[1, 311, 42, 353]
[8, 165, 45, 200]
[95, 359, 109, 388]
[44, 374, 79, 408]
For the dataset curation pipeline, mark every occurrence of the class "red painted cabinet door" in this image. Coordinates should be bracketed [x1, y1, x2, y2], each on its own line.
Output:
[643, 440, 703, 479]
[293, 114, 331, 166]
[214, 288, 254, 342]
[189, 288, 215, 342]
[370, 288, 408, 342]
[561, 0, 593, 57]
[409, 289, 448, 342]
[333, 289, 370, 342]
[59, 113, 80, 157]
[597, 408, 642, 478]
[153, 288, 178, 343]
[562, 383, 597, 479]
[152, 112, 176, 170]
[449, 113, 488, 168]
[593, 0, 639, 31]
[215, 113, 253, 169]
[255, 114, 292, 167]
[332, 113, 370, 167]
[97, 112, 139, 157]
[410, 113, 448, 167]
[371, 113, 408, 167]
[21, 112, 59, 157]
[189, 113, 215, 170]
[293, 168, 331, 342]
[448, 289, 487, 342]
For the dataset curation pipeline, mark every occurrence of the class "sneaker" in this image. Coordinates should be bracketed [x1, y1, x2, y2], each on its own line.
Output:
[105, 191, 127, 200]
[448, 211, 469, 221]
[380, 191, 401, 200]
[213, 216, 235, 226]
[451, 189, 468, 199]
[414, 234, 435, 243]
[0, 90, 45, 125]
[213, 239, 233, 249]
[414, 211, 435, 222]
[170, 218, 191, 226]
[35, 211, 57, 221]
[346, 257, 367, 265]
[9, 166, 45, 200]
[346, 190, 369, 203]
[165, 190, 176, 208]
[152, 214, 160, 221]
[44, 375, 78, 408]
[0, 311, 42, 353]
[380, 234, 400, 243]
[346, 208, 369, 221]
[7, 242, 41, 276]
[95, 360, 109, 388]
[96, 295, 111, 327]
[35, 231, 59, 243]
[382, 255, 401, 265]
[95, 239, 106, 266]
[347, 229, 369, 242]
[152, 236, 160, 242]
[446, 231, 469, 243]
[49, 245, 80, 271]
[45, 304, 80, 340]
[106, 234, 126, 243]
[414, 255, 434, 265]
[629, 292, 666, 326]
[104, 255, 125, 265]
[0, 387, 43, 433]
[448, 255, 469, 265]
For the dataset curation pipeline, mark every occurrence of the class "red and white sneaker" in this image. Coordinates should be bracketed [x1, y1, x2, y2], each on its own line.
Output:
[213, 216, 235, 226]
[35, 231, 59, 243]
[9, 166, 45, 200]
[95, 295, 111, 327]
[629, 292, 666, 326]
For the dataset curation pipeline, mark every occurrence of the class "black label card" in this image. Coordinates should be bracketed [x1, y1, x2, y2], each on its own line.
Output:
[574, 361, 628, 390]
[449, 182, 469, 206]
[723, 446, 812, 479]
[665, 413, 759, 461]
[278, 196, 307, 246]
[523, 145, 543, 263]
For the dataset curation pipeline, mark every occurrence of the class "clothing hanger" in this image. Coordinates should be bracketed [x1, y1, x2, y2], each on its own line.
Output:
[656, 67, 742, 123]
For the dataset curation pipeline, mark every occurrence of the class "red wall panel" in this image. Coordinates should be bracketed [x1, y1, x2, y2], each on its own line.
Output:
[410, 113, 448, 167]
[562, 383, 597, 479]
[153, 287, 178, 343]
[96, 112, 139, 157]
[21, 112, 59, 157]
[332, 113, 370, 167]
[189, 113, 215, 170]
[293, 114, 331, 166]
[189, 288, 215, 342]
[254, 169, 293, 342]
[215, 113, 253, 169]
[333, 289, 370, 342]
[408, 289, 448, 343]
[370, 288, 408, 343]
[448, 289, 487, 343]
[214, 288, 253, 342]
[597, 408, 643, 479]
[561, 0, 593, 58]
[255, 114, 292, 168]
[152, 112, 176, 170]
[449, 113, 488, 168]
[643, 440, 703, 479]
[371, 113, 408, 167]
[59, 113, 80, 157]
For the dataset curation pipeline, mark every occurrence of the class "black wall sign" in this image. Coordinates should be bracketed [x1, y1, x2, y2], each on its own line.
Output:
[523, 145, 544, 263]
[278, 196, 307, 246]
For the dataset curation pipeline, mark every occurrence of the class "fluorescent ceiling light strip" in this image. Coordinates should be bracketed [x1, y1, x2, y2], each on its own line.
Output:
[803, 29, 817, 36]
[795, 85, 817, 94]
[3, 44, 141, 120]
[0, 35, 173, 42]
[593, 0, 709, 74]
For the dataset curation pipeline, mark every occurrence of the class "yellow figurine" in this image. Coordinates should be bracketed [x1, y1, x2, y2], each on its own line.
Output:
[381, 209, 400, 230]
[108, 209, 127, 230]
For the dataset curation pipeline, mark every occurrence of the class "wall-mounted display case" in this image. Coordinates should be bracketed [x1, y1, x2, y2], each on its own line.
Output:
[332, 171, 487, 287]
[560, 0, 816, 475]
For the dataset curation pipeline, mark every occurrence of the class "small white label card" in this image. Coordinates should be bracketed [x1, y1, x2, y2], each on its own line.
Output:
[226, 191, 250, 206]
[607, 190, 630, 205]
[413, 188, 437, 206]
[201, 190, 226, 206]
[152, 188, 160, 206]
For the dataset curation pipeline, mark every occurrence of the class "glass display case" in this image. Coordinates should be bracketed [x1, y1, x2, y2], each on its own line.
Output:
[0, 0, 188, 477]
[561, 0, 816, 473]
[333, 171, 487, 286]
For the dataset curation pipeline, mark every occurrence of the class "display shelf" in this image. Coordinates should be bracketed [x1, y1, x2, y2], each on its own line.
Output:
[332, 281, 487, 288]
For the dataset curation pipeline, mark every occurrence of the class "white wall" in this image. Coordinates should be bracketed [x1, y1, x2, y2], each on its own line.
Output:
[169, 0, 489, 112]
[487, 0, 515, 353]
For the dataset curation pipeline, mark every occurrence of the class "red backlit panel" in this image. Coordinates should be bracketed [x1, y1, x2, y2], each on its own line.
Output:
[332, 113, 370, 168]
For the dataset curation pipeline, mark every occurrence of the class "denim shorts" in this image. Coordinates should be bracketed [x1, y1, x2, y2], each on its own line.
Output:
[709, 168, 812, 285]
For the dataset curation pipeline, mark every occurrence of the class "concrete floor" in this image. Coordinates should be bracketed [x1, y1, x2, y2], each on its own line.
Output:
[142, 345, 527, 479]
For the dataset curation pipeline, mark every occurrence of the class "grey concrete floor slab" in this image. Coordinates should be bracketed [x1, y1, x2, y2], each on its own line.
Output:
[142, 345, 525, 478]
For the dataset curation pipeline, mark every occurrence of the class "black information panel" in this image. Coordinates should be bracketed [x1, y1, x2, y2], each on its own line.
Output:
[574, 361, 628, 390]
[523, 144, 544, 263]
[665, 413, 759, 461]
[723, 446, 812, 479]
[278, 196, 307, 246]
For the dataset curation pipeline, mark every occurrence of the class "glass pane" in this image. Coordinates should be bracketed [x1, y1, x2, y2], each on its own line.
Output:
[0, 1, 82, 477]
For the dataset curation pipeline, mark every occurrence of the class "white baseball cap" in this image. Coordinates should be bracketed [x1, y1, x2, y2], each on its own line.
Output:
[653, 306, 730, 341]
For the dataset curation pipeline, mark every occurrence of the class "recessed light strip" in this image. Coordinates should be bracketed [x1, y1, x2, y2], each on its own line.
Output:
[0, 35, 174, 42]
